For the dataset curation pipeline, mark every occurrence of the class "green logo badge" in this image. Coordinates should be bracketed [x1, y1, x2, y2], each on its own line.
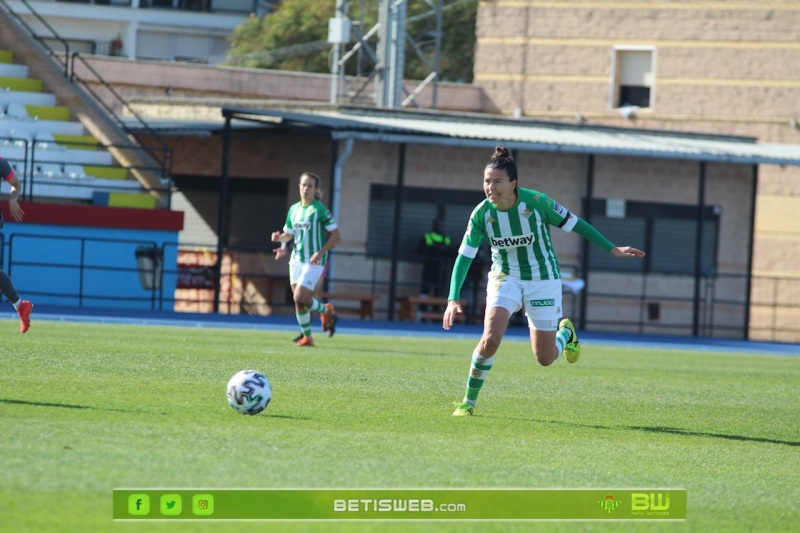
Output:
[529, 299, 555, 307]
[128, 494, 150, 516]
[598, 494, 620, 514]
[192, 494, 215, 516]
[632, 492, 671, 513]
[160, 494, 182, 516]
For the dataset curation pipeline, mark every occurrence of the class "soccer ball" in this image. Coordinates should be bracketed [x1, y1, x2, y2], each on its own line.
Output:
[226, 370, 272, 415]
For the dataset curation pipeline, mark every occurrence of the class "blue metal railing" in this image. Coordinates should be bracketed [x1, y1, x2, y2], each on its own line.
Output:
[2, 233, 798, 341]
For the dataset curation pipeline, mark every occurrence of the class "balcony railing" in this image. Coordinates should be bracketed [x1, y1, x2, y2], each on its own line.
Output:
[51, 0, 262, 14]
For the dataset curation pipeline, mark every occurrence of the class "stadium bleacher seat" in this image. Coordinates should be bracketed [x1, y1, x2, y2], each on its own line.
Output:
[0, 75, 42, 93]
[0, 48, 154, 208]
[0, 128, 31, 147]
[93, 191, 157, 209]
[34, 163, 64, 179]
[0, 62, 29, 79]
[2, 117, 86, 136]
[0, 90, 56, 107]
[6, 101, 29, 119]
[34, 131, 59, 151]
[64, 164, 86, 180]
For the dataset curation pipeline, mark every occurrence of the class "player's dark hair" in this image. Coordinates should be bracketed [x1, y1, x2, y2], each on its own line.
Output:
[486, 145, 517, 182]
[300, 172, 323, 200]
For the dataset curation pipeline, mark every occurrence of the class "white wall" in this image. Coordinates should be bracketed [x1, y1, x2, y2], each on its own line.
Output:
[7, 1, 247, 60]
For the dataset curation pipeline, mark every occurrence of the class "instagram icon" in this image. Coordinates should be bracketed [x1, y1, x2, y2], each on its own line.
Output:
[192, 494, 214, 516]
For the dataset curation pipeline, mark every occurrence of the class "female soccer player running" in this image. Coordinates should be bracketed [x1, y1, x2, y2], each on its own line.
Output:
[0, 157, 33, 333]
[444, 146, 644, 416]
[271, 172, 340, 347]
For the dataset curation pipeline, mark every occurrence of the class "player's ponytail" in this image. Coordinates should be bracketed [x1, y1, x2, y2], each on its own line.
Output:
[486, 145, 517, 182]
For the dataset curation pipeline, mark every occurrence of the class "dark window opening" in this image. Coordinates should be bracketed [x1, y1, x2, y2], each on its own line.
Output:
[366, 184, 484, 260]
[585, 199, 720, 276]
[619, 85, 651, 108]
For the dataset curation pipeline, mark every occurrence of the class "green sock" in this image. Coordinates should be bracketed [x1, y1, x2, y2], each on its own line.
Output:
[296, 310, 312, 338]
[309, 298, 327, 314]
[555, 327, 570, 357]
[463, 351, 494, 406]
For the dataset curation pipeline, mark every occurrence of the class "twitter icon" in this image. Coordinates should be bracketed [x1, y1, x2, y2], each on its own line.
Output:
[160, 494, 182, 516]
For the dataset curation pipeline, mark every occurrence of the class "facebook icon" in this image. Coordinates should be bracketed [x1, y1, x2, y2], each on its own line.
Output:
[128, 494, 150, 515]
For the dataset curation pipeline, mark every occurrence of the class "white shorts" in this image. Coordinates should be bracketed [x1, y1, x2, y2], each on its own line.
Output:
[289, 261, 325, 291]
[485, 271, 563, 331]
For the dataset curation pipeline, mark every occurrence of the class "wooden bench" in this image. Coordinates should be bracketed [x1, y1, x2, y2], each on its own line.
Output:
[320, 292, 380, 320]
[397, 296, 468, 322]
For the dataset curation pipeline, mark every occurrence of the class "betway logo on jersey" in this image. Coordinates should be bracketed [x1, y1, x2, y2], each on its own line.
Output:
[489, 233, 536, 249]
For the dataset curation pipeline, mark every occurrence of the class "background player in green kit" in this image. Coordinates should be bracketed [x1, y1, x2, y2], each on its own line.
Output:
[444, 146, 645, 416]
[272, 172, 340, 347]
[0, 157, 33, 333]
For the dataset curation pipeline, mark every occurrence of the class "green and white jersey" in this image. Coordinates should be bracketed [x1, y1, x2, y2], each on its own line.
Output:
[283, 200, 337, 266]
[458, 188, 578, 280]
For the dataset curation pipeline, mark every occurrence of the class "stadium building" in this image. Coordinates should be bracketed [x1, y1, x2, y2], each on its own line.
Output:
[0, 0, 798, 342]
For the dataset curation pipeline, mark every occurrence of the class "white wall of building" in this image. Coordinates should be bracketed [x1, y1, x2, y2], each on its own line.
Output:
[6, 0, 247, 61]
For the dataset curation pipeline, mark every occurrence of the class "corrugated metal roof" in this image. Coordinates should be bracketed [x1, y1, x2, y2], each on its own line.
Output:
[130, 106, 797, 167]
[221, 107, 800, 167]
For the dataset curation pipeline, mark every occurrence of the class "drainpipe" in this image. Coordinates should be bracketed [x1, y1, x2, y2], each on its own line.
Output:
[327, 137, 354, 289]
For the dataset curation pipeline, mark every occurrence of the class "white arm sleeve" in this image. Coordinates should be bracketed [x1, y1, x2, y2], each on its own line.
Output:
[560, 214, 579, 233]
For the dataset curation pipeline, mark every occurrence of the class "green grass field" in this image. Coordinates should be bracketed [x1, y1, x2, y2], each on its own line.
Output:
[1, 319, 798, 532]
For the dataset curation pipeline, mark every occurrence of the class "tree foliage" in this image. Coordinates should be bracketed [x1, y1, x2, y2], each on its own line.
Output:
[227, 0, 478, 83]
[227, 0, 334, 73]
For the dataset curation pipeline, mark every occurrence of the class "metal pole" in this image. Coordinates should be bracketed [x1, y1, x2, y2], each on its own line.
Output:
[692, 161, 707, 337]
[330, 43, 341, 104]
[578, 154, 594, 330]
[213, 114, 232, 313]
[431, 0, 443, 108]
[387, 143, 406, 320]
[330, 0, 348, 104]
[376, 0, 391, 106]
[390, 0, 407, 107]
[743, 164, 758, 339]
